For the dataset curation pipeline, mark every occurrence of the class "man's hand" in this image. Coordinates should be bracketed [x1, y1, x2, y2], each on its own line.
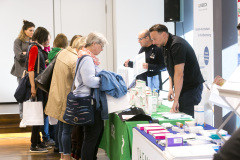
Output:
[143, 63, 148, 69]
[168, 89, 174, 101]
[170, 101, 179, 113]
[124, 59, 130, 67]
[22, 52, 26, 55]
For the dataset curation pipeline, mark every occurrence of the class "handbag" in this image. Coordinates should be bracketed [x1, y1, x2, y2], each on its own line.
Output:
[14, 73, 30, 103]
[63, 55, 95, 125]
[34, 49, 63, 93]
[14, 45, 39, 103]
[19, 97, 44, 128]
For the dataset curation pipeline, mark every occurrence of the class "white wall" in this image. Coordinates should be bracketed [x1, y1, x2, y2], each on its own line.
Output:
[0, 0, 54, 103]
[113, 0, 174, 71]
[0, 0, 112, 104]
[53, 0, 112, 70]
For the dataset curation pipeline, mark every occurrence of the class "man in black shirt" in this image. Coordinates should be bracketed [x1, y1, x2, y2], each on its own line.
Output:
[149, 24, 204, 117]
[124, 29, 165, 92]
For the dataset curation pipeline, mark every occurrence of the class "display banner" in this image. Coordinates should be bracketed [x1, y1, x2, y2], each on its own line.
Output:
[193, 0, 214, 84]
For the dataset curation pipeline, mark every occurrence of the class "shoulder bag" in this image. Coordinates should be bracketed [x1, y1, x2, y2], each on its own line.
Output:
[63, 55, 95, 126]
[34, 49, 63, 93]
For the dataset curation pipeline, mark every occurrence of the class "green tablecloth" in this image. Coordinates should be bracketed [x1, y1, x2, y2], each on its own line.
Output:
[99, 105, 192, 160]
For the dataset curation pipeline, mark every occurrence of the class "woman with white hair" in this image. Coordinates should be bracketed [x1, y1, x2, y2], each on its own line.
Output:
[73, 32, 108, 160]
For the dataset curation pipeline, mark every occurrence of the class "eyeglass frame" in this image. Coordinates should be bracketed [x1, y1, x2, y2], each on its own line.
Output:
[97, 43, 104, 48]
[138, 36, 147, 41]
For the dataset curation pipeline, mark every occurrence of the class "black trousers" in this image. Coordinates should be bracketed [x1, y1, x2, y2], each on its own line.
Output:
[179, 83, 203, 117]
[81, 104, 104, 160]
[72, 125, 84, 156]
[31, 126, 41, 147]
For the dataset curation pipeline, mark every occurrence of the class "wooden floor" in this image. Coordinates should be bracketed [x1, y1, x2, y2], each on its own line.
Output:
[0, 132, 109, 160]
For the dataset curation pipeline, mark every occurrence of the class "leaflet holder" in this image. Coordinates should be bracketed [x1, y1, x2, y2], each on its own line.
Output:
[214, 66, 240, 142]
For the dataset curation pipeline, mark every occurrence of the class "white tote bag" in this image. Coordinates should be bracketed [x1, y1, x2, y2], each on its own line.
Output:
[48, 116, 58, 125]
[20, 100, 44, 128]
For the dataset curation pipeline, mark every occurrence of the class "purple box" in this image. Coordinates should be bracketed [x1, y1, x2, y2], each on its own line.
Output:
[166, 137, 183, 147]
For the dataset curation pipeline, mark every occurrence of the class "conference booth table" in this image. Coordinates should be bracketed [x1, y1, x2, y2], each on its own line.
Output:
[99, 105, 193, 160]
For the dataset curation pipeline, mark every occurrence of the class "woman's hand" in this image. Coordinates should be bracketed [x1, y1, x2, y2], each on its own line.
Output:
[31, 86, 36, 98]
[45, 59, 49, 65]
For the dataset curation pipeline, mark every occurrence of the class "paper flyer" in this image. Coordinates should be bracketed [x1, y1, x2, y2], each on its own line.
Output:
[133, 52, 147, 77]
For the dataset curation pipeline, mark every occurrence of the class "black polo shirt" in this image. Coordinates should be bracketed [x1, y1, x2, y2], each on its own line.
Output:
[126, 44, 165, 82]
[162, 33, 204, 93]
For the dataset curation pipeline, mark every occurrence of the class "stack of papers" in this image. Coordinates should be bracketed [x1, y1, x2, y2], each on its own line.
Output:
[162, 112, 192, 120]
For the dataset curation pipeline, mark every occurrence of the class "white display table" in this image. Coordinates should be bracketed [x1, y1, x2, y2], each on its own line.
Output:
[132, 127, 216, 160]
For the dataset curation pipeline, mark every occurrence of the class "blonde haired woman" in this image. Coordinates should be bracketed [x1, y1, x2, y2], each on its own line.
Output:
[45, 36, 87, 160]
[72, 36, 87, 53]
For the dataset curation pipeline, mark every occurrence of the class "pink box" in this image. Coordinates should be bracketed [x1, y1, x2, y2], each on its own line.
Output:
[149, 130, 170, 136]
[153, 133, 173, 140]
[137, 123, 161, 130]
[144, 127, 165, 133]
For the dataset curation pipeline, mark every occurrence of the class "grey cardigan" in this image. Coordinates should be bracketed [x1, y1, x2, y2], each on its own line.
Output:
[10, 38, 30, 78]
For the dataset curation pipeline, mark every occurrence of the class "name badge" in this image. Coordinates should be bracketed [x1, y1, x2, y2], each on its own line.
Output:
[150, 53, 155, 59]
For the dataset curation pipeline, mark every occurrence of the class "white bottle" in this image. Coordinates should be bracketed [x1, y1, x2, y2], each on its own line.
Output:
[194, 105, 204, 126]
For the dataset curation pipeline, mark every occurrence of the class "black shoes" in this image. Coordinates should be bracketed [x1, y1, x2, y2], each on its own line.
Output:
[38, 142, 52, 149]
[29, 146, 48, 153]
[44, 139, 56, 146]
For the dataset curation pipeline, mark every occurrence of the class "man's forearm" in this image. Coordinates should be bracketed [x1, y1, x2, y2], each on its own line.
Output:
[169, 76, 173, 90]
[173, 71, 183, 102]
[173, 64, 185, 102]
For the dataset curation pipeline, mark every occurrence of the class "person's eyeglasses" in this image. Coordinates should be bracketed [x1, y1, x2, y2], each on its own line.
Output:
[98, 43, 104, 48]
[138, 36, 147, 41]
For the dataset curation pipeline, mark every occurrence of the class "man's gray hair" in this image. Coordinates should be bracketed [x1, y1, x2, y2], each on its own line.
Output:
[85, 32, 108, 47]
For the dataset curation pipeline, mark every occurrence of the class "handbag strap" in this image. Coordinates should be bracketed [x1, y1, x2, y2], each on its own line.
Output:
[71, 55, 94, 96]
[25, 43, 40, 74]
[54, 49, 63, 58]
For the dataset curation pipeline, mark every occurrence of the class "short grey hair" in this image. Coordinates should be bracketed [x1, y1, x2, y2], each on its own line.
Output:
[85, 32, 108, 47]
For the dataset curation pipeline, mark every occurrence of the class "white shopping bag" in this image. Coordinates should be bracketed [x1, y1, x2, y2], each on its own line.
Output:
[107, 93, 131, 113]
[20, 100, 44, 128]
[48, 116, 58, 125]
